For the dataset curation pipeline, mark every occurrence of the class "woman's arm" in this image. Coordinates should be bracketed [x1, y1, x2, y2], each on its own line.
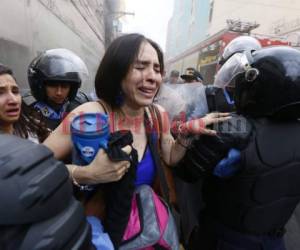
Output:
[66, 146, 132, 185]
[155, 104, 231, 166]
[43, 101, 132, 184]
[43, 101, 104, 159]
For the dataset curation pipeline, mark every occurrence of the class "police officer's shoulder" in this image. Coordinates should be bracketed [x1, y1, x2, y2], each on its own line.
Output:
[22, 90, 37, 106]
[67, 90, 92, 112]
[76, 90, 92, 103]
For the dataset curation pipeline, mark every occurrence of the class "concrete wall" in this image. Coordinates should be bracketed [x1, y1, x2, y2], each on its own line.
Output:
[0, 0, 116, 93]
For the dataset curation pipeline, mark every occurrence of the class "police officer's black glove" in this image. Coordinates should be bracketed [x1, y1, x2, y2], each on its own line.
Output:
[105, 130, 135, 162]
[215, 114, 252, 150]
[174, 114, 252, 181]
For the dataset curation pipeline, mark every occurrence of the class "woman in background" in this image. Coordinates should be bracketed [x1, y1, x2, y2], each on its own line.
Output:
[0, 63, 49, 142]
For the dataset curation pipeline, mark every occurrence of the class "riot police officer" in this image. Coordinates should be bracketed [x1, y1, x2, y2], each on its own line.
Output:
[178, 46, 300, 250]
[193, 36, 262, 119]
[23, 48, 90, 131]
[157, 37, 261, 249]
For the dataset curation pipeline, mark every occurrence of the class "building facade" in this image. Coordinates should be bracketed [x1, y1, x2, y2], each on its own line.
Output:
[0, 0, 123, 92]
[166, 0, 211, 60]
[166, 0, 300, 72]
[209, 0, 300, 36]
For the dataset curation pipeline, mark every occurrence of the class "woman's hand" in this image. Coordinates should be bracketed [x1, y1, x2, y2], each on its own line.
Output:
[85, 145, 132, 183]
[180, 112, 231, 136]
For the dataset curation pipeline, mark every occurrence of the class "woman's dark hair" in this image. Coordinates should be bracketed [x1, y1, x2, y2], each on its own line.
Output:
[0, 63, 50, 141]
[95, 33, 164, 109]
[14, 101, 51, 142]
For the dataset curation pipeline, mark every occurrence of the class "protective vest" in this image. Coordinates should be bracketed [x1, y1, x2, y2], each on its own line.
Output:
[203, 118, 300, 234]
[33, 101, 69, 130]
[23, 91, 90, 131]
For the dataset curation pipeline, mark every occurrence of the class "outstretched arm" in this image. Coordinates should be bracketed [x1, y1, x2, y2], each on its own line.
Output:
[155, 104, 231, 166]
[175, 114, 253, 181]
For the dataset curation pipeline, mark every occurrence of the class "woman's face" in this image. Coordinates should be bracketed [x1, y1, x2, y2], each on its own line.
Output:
[121, 41, 162, 108]
[0, 74, 21, 125]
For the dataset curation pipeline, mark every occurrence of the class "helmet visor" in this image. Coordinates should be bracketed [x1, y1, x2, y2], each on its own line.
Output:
[214, 53, 249, 88]
[37, 49, 89, 82]
[155, 83, 208, 121]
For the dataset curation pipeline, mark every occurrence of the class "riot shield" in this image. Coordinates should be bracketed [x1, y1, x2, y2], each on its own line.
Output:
[154, 83, 209, 122]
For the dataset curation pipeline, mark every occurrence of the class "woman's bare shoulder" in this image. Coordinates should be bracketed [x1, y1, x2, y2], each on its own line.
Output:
[70, 101, 107, 115]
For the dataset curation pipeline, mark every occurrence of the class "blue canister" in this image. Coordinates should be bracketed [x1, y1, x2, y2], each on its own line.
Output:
[71, 113, 110, 190]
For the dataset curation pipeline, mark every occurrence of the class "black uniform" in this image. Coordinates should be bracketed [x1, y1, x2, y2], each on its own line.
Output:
[176, 46, 300, 250]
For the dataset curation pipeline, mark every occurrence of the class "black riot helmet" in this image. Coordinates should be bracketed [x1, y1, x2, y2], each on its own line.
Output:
[0, 134, 93, 250]
[28, 48, 89, 102]
[216, 36, 262, 103]
[215, 46, 300, 119]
